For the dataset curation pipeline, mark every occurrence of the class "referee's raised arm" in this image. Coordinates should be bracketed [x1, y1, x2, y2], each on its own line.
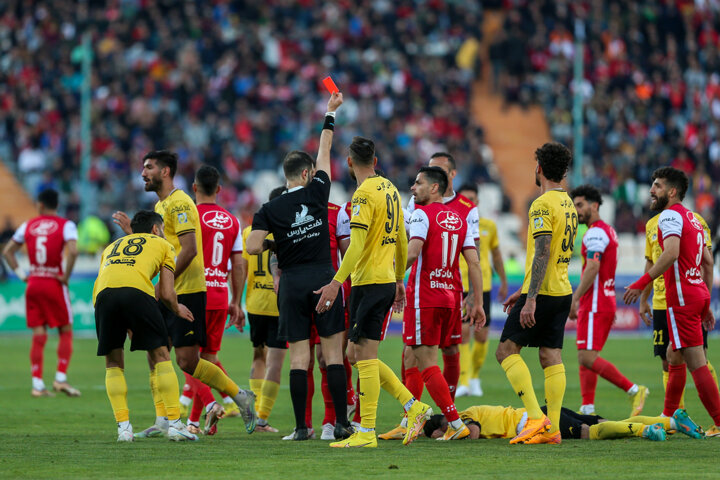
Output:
[316, 92, 343, 179]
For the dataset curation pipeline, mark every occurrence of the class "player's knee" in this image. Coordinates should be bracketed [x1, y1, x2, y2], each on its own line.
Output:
[538, 348, 561, 369]
[176, 354, 198, 373]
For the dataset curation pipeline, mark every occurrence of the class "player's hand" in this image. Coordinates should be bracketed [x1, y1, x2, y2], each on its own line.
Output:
[227, 304, 246, 332]
[393, 281, 406, 313]
[112, 211, 132, 235]
[568, 298, 578, 320]
[471, 305, 486, 331]
[55, 273, 70, 286]
[623, 287, 641, 305]
[503, 289, 522, 313]
[497, 282, 508, 303]
[327, 92, 343, 112]
[519, 297, 536, 328]
[639, 300, 653, 327]
[177, 303, 194, 322]
[462, 293, 475, 322]
[703, 309, 716, 332]
[314, 280, 341, 313]
[273, 274, 280, 294]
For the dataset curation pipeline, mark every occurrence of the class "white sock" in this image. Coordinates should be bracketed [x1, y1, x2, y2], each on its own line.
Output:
[223, 396, 234, 404]
[118, 420, 130, 430]
[627, 384, 639, 396]
[403, 398, 416, 412]
[400, 415, 408, 428]
[359, 426, 375, 433]
[55, 372, 67, 383]
[187, 420, 200, 427]
[179, 395, 192, 407]
[449, 419, 464, 430]
[156, 416, 169, 427]
[669, 418, 677, 430]
[205, 401, 218, 413]
[32, 377, 45, 391]
[169, 418, 183, 428]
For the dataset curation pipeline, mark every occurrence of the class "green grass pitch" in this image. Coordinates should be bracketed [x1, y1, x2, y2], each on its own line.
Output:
[2, 333, 719, 479]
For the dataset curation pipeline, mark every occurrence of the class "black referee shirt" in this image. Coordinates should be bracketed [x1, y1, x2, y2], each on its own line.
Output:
[252, 170, 332, 270]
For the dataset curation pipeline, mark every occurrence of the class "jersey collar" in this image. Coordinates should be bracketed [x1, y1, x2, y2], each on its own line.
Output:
[285, 185, 304, 194]
[442, 191, 456, 204]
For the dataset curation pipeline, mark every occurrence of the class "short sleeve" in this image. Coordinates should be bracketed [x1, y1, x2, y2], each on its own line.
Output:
[163, 241, 177, 272]
[658, 210, 683, 238]
[697, 214, 712, 249]
[241, 227, 251, 260]
[349, 190, 372, 231]
[644, 222, 654, 261]
[528, 198, 552, 238]
[466, 207, 480, 240]
[408, 209, 430, 241]
[583, 227, 610, 253]
[63, 221, 78, 241]
[337, 204, 350, 239]
[11, 222, 27, 244]
[309, 170, 331, 202]
[462, 225, 476, 250]
[488, 221, 499, 249]
[231, 221, 243, 253]
[172, 198, 197, 236]
[252, 205, 270, 232]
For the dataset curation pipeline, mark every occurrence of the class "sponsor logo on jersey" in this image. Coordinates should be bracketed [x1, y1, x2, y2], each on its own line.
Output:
[177, 212, 188, 224]
[291, 204, 315, 227]
[29, 219, 59, 236]
[202, 210, 233, 230]
[352, 204, 361, 217]
[533, 217, 544, 230]
[436, 210, 462, 231]
[603, 279, 616, 296]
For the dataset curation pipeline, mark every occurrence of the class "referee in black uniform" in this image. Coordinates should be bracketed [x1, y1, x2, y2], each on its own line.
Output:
[247, 92, 352, 441]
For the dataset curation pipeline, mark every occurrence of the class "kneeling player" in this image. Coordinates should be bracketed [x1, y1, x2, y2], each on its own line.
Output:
[94, 211, 197, 442]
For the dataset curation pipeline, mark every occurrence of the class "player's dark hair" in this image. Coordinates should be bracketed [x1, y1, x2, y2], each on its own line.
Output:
[535, 142, 571, 183]
[570, 184, 603, 206]
[195, 165, 220, 196]
[269, 185, 286, 201]
[131, 210, 164, 234]
[349, 136, 375, 166]
[143, 149, 178, 178]
[652, 167, 689, 200]
[458, 183, 478, 195]
[423, 414, 445, 439]
[431, 152, 456, 171]
[419, 166, 449, 196]
[37, 189, 59, 210]
[283, 150, 314, 179]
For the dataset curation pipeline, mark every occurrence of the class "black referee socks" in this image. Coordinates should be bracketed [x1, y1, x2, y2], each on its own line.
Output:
[327, 364, 350, 427]
[289, 369, 308, 430]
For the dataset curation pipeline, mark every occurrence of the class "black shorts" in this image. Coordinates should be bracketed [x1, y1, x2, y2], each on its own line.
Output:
[277, 264, 345, 343]
[460, 291, 491, 327]
[248, 313, 287, 349]
[95, 287, 169, 356]
[541, 406, 602, 439]
[500, 294, 572, 349]
[348, 283, 396, 342]
[653, 309, 709, 359]
[159, 291, 207, 348]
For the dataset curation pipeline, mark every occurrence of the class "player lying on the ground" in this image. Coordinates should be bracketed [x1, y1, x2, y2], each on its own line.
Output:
[421, 405, 707, 441]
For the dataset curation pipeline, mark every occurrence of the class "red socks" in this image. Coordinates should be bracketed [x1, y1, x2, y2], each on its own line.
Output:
[579, 364, 598, 405]
[189, 391, 204, 423]
[56, 330, 72, 374]
[442, 352, 460, 401]
[404, 367, 424, 400]
[30, 333, 47, 380]
[422, 365, 460, 422]
[663, 363, 687, 416]
[320, 367, 335, 425]
[591, 357, 633, 392]
[305, 367, 314, 428]
[691, 365, 720, 426]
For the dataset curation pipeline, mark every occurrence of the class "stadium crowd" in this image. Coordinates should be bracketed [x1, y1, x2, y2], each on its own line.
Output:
[0, 0, 500, 239]
[493, 0, 720, 236]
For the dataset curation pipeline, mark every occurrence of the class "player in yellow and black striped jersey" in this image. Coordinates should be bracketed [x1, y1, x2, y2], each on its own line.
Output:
[640, 211, 718, 401]
[314, 136, 431, 448]
[495, 142, 577, 445]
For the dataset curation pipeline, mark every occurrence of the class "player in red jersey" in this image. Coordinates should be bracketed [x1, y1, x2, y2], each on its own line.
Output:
[624, 167, 720, 437]
[569, 185, 647, 416]
[3, 189, 80, 397]
[179, 165, 246, 434]
[402, 166, 485, 441]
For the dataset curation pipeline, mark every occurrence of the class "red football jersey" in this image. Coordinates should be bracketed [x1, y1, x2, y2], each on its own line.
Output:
[658, 203, 710, 308]
[578, 219, 618, 313]
[336, 202, 352, 303]
[328, 202, 342, 271]
[197, 203, 242, 310]
[406, 202, 476, 309]
[12, 215, 77, 279]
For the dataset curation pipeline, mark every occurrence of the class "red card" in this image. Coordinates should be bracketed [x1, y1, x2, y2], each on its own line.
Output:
[323, 76, 339, 93]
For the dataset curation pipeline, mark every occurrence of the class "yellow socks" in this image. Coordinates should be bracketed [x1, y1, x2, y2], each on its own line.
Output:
[708, 360, 718, 389]
[149, 367, 167, 418]
[106, 367, 129, 423]
[378, 359, 413, 407]
[544, 363, 566, 434]
[589, 421, 644, 439]
[249, 378, 264, 402]
[193, 358, 240, 397]
[471, 341, 489, 378]
[501, 354, 543, 419]
[155, 361, 181, 421]
[357, 359, 380, 430]
[257, 380, 280, 421]
[458, 342, 471, 386]
[623, 415, 672, 430]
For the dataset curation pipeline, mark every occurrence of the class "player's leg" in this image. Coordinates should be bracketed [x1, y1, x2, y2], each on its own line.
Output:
[319, 331, 353, 438]
[317, 344, 335, 438]
[53, 284, 80, 396]
[683, 342, 720, 433]
[456, 321, 472, 397]
[654, 309, 684, 408]
[29, 325, 50, 396]
[256, 314, 285, 431]
[576, 309, 597, 413]
[401, 306, 425, 401]
[248, 312, 268, 400]
[469, 291, 492, 396]
[287, 339, 312, 438]
[104, 349, 132, 441]
[202, 309, 236, 414]
[441, 308, 462, 400]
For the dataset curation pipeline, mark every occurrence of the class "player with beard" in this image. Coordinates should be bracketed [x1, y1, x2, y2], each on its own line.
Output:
[113, 151, 256, 438]
[624, 167, 720, 438]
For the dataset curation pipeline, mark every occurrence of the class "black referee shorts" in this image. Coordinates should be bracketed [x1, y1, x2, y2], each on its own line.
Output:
[159, 291, 207, 348]
[348, 283, 395, 343]
[653, 309, 709, 360]
[500, 294, 572, 349]
[95, 287, 169, 356]
[248, 313, 287, 349]
[277, 264, 345, 343]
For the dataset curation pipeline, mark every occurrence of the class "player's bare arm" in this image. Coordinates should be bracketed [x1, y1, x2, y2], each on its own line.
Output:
[492, 246, 509, 301]
[2, 240, 27, 282]
[393, 210, 408, 313]
[269, 253, 280, 294]
[462, 247, 486, 330]
[245, 229, 269, 255]
[405, 238, 423, 271]
[638, 259, 654, 326]
[315, 92, 343, 177]
[503, 288, 522, 313]
[158, 266, 193, 322]
[111, 211, 132, 235]
[624, 236, 680, 304]
[227, 251, 246, 332]
[339, 238, 350, 256]
[701, 247, 715, 331]
[174, 231, 198, 279]
[520, 234, 551, 328]
[569, 257, 600, 320]
[57, 239, 78, 286]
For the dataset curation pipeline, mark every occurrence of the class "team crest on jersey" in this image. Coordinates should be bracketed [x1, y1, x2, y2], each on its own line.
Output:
[177, 212, 188, 224]
[352, 204, 361, 217]
[436, 211, 462, 231]
[533, 217, 544, 230]
[687, 212, 703, 231]
[29, 219, 58, 236]
[292, 204, 315, 227]
[202, 210, 232, 230]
